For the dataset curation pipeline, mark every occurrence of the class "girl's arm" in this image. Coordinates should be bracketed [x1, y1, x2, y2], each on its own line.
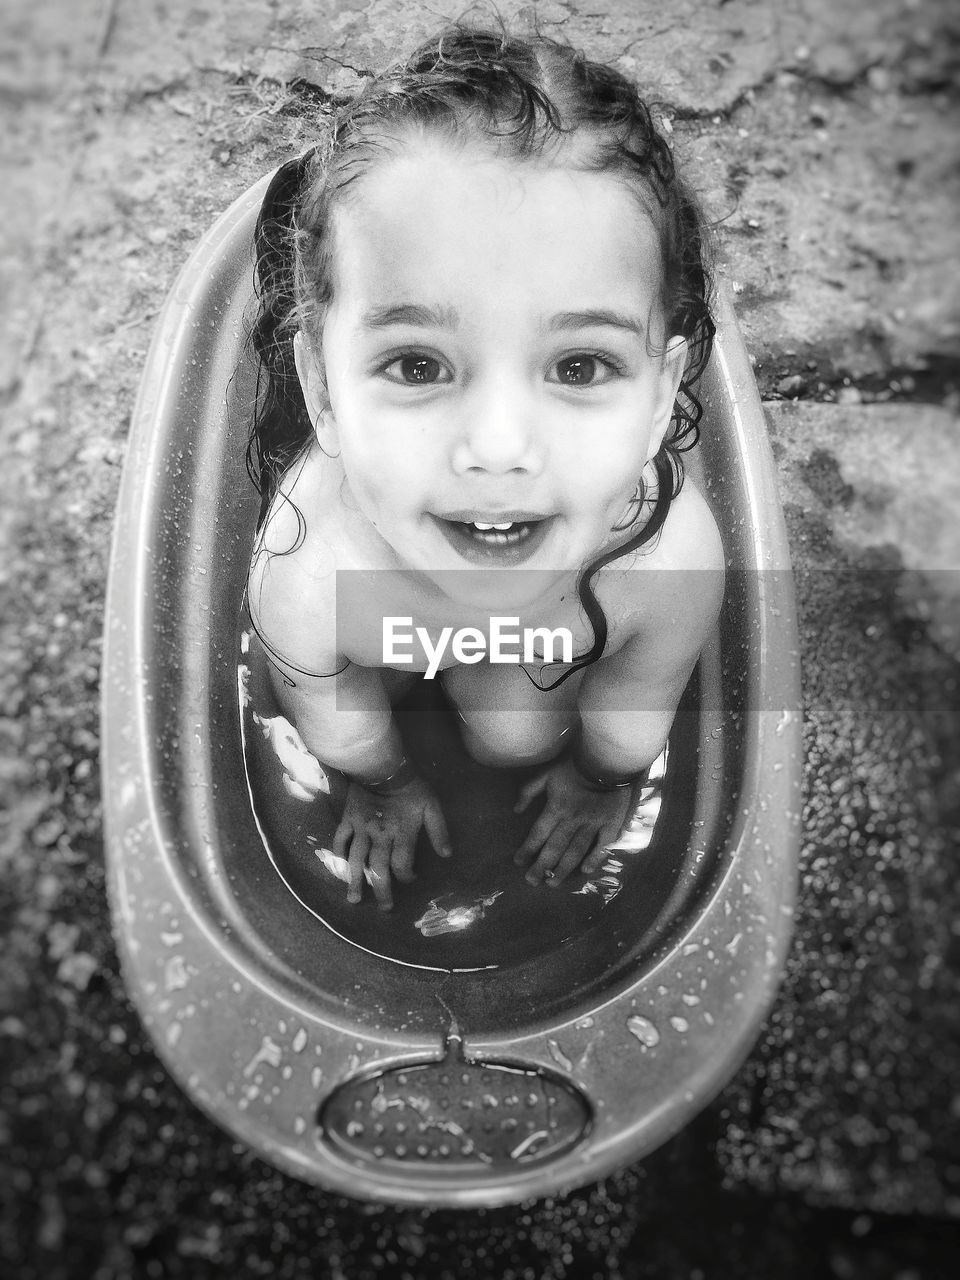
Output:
[249, 546, 451, 909]
[574, 570, 722, 780]
[265, 655, 405, 783]
[515, 528, 725, 887]
[575, 487, 726, 777]
[248, 530, 402, 776]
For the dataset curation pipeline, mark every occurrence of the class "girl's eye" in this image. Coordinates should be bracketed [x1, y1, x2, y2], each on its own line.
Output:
[552, 355, 617, 387]
[382, 354, 447, 385]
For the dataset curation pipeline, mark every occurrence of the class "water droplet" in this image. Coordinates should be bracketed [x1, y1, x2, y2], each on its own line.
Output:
[547, 1039, 573, 1072]
[243, 1036, 283, 1078]
[626, 1015, 660, 1048]
[775, 708, 795, 736]
[164, 956, 189, 992]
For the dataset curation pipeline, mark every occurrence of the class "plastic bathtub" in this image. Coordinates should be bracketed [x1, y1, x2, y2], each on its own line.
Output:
[101, 170, 802, 1207]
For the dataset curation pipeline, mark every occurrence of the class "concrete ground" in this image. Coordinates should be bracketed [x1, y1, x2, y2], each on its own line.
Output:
[1, 0, 958, 1275]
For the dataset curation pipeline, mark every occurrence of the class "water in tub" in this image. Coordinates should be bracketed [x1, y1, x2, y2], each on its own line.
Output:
[237, 628, 675, 973]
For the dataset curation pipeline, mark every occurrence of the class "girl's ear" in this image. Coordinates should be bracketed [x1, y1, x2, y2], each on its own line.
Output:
[293, 330, 338, 452]
[645, 334, 688, 462]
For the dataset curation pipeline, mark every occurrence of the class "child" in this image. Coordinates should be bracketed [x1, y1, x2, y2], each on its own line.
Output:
[245, 26, 725, 911]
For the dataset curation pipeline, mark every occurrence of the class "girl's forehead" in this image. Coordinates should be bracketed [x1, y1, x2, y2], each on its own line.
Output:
[328, 144, 662, 311]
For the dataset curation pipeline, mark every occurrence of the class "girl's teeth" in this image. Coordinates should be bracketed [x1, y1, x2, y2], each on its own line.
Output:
[464, 521, 528, 546]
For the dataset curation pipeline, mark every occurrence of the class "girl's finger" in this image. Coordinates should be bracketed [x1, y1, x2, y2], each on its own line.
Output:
[367, 838, 394, 911]
[581, 827, 620, 876]
[346, 833, 369, 905]
[513, 770, 549, 813]
[545, 828, 596, 886]
[390, 836, 416, 884]
[514, 811, 562, 870]
[524, 824, 577, 886]
[423, 802, 453, 859]
[331, 817, 354, 864]
[581, 848, 609, 876]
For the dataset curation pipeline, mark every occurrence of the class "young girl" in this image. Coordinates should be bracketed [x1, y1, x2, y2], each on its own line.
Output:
[246, 26, 725, 911]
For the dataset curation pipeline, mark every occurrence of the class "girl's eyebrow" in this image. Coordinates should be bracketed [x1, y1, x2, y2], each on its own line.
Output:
[361, 302, 460, 330]
[547, 309, 647, 338]
[359, 303, 645, 337]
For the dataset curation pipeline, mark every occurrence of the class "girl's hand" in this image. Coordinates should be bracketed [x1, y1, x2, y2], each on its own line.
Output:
[513, 757, 636, 887]
[333, 776, 452, 910]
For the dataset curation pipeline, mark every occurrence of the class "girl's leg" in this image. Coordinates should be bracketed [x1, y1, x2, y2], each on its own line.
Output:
[441, 661, 584, 769]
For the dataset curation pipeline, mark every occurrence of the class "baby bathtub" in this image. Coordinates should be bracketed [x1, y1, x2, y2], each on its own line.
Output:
[101, 170, 801, 1207]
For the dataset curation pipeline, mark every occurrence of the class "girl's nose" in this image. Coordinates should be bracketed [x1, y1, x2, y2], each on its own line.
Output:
[450, 386, 544, 476]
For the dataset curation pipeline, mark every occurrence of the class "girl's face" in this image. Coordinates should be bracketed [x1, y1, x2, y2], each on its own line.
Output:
[297, 141, 686, 609]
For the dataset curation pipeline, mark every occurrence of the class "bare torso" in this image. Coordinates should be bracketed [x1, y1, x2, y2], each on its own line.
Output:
[248, 440, 721, 683]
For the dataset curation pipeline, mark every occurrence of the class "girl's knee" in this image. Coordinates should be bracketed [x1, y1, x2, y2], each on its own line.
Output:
[460, 717, 571, 770]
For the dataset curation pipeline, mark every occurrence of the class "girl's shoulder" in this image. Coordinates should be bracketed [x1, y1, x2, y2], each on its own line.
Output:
[247, 452, 343, 674]
[603, 478, 723, 578]
[648, 478, 724, 574]
[596, 479, 725, 645]
[255, 446, 328, 553]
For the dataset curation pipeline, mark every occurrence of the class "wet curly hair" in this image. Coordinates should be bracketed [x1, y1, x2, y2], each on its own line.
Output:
[247, 24, 715, 685]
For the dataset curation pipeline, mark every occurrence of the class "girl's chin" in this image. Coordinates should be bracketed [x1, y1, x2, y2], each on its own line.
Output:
[421, 565, 566, 611]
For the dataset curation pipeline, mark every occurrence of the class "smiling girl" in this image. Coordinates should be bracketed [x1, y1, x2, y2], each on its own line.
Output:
[245, 27, 724, 910]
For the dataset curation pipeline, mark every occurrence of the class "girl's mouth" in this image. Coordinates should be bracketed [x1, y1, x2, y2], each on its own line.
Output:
[431, 514, 555, 565]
